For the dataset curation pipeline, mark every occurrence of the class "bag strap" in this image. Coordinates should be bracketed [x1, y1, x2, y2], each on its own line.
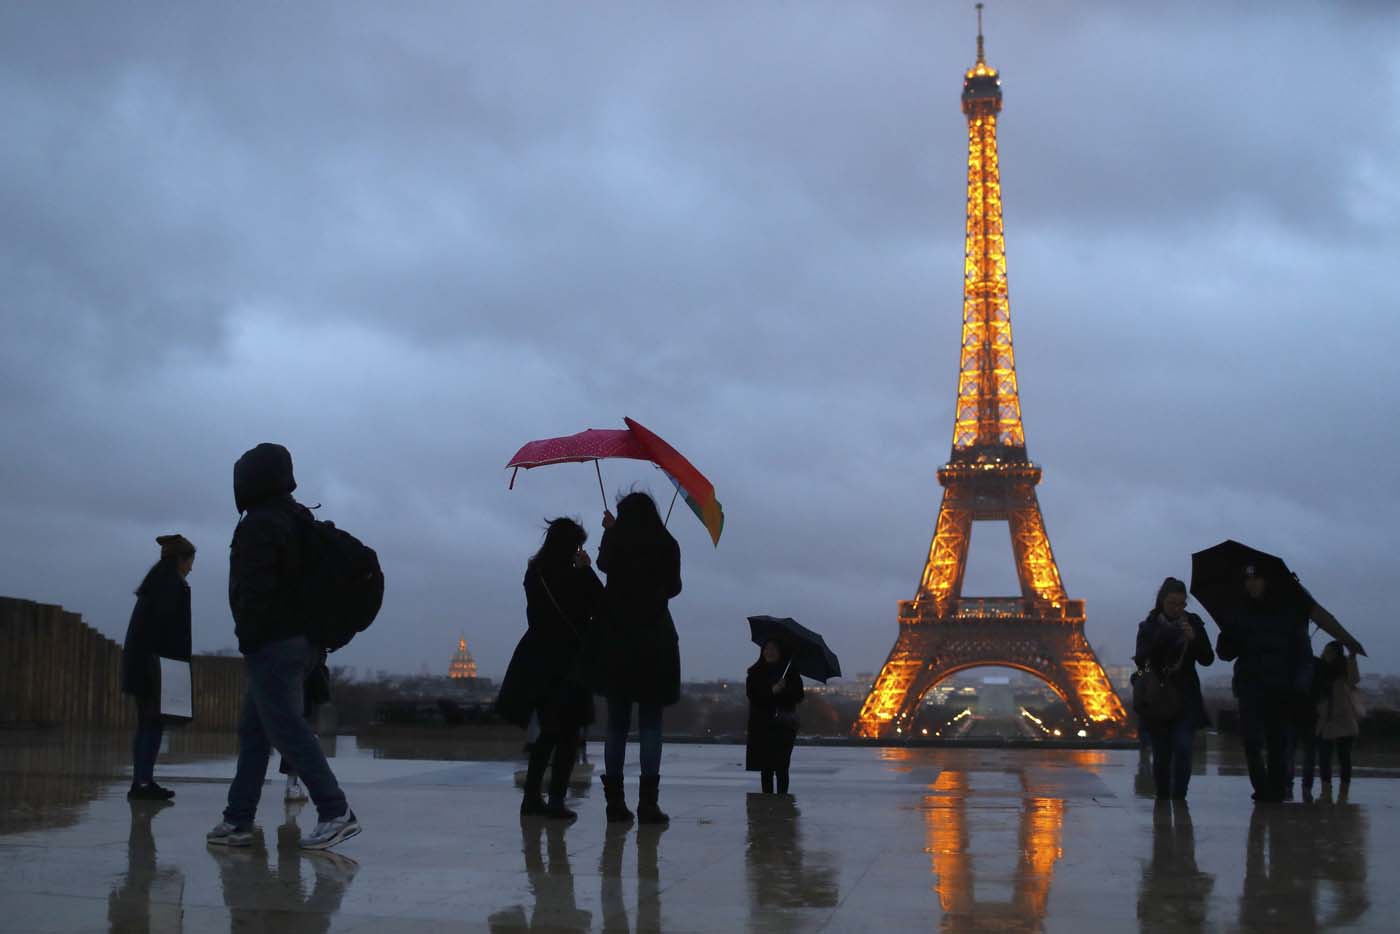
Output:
[1164, 636, 1191, 675]
[537, 571, 581, 639]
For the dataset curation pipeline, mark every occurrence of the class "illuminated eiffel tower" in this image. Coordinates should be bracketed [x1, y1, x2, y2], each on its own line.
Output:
[855, 9, 1127, 739]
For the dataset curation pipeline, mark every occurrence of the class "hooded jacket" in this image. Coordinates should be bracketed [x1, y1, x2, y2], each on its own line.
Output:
[229, 443, 310, 653]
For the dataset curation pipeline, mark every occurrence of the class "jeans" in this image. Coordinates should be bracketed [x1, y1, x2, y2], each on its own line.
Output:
[131, 699, 163, 785]
[1147, 716, 1197, 799]
[604, 700, 662, 778]
[223, 636, 347, 825]
[1239, 691, 1288, 800]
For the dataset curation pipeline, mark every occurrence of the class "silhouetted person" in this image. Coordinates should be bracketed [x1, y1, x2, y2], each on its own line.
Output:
[746, 639, 804, 795]
[497, 517, 603, 821]
[1133, 577, 1213, 800]
[1303, 640, 1362, 799]
[1216, 566, 1308, 803]
[121, 534, 195, 800]
[207, 443, 358, 850]
[592, 491, 682, 825]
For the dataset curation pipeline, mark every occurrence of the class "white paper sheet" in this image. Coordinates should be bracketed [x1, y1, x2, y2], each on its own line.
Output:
[158, 657, 193, 721]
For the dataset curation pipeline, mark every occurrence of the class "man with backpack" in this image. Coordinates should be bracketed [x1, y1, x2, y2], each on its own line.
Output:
[207, 443, 364, 850]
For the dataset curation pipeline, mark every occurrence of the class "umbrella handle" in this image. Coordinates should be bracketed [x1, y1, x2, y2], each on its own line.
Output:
[781, 659, 792, 680]
[595, 460, 608, 510]
[664, 487, 679, 525]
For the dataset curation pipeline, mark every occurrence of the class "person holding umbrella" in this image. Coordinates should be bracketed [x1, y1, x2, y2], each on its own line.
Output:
[1214, 565, 1361, 803]
[1132, 578, 1213, 801]
[496, 518, 603, 821]
[592, 492, 683, 825]
[746, 639, 805, 795]
[1191, 542, 1365, 803]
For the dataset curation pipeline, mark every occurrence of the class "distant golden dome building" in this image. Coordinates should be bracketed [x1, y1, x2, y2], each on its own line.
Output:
[448, 638, 478, 680]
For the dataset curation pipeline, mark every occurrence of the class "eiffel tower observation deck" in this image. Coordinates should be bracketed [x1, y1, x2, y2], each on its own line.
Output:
[856, 9, 1128, 740]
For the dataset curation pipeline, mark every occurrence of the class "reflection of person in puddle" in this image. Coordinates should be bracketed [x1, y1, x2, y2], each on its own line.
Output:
[1238, 801, 1370, 932]
[108, 799, 185, 932]
[598, 822, 668, 933]
[1136, 800, 1213, 933]
[744, 793, 838, 920]
[206, 802, 358, 933]
[488, 819, 591, 932]
[1311, 791, 1369, 926]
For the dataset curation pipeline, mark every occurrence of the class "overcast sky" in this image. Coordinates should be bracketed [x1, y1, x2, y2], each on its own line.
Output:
[3, 2, 1398, 688]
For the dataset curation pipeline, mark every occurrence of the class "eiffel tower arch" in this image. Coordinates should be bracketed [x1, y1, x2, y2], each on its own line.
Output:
[855, 12, 1127, 739]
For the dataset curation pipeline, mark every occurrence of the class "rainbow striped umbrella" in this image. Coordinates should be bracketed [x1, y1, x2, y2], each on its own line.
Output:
[506, 416, 724, 546]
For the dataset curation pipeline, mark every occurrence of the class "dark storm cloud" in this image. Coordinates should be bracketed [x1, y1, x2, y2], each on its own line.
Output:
[2, 1, 1398, 685]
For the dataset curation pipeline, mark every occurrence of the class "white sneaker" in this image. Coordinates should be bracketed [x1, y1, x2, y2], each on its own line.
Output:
[301, 809, 361, 851]
[206, 820, 256, 847]
[284, 776, 308, 803]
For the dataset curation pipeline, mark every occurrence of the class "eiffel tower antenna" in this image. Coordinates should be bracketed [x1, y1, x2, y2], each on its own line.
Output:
[976, 3, 985, 64]
[855, 15, 1127, 740]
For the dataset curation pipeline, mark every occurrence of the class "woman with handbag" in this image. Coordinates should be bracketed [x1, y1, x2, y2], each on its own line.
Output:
[745, 639, 804, 795]
[121, 534, 196, 800]
[1133, 577, 1213, 801]
[496, 518, 603, 820]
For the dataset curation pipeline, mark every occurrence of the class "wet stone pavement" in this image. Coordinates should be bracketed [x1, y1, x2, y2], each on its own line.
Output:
[0, 732, 1395, 932]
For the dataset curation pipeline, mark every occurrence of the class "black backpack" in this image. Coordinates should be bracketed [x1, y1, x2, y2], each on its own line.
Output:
[298, 512, 385, 652]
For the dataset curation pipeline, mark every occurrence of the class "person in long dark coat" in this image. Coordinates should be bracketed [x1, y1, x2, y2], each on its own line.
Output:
[1133, 577, 1213, 800]
[745, 639, 804, 795]
[121, 534, 195, 800]
[591, 491, 682, 825]
[1215, 565, 1316, 803]
[497, 518, 603, 820]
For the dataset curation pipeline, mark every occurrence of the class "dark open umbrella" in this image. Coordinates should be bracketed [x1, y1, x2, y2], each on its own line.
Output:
[1189, 539, 1315, 629]
[747, 615, 842, 683]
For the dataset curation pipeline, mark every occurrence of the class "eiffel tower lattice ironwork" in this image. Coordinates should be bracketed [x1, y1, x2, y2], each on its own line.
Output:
[855, 12, 1127, 739]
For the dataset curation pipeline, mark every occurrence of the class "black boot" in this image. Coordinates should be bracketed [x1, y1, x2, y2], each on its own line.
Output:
[601, 775, 634, 823]
[545, 739, 578, 821]
[637, 775, 669, 825]
[521, 741, 551, 816]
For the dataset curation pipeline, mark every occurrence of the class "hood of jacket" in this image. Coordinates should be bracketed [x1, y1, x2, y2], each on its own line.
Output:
[233, 443, 297, 513]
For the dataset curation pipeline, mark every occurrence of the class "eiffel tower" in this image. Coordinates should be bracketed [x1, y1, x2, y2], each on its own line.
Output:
[855, 10, 1127, 739]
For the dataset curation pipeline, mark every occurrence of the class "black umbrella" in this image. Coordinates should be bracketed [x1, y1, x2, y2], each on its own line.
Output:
[1189, 539, 1315, 629]
[747, 615, 842, 683]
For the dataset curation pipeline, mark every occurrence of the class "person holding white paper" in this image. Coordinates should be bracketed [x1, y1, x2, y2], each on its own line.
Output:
[121, 534, 195, 800]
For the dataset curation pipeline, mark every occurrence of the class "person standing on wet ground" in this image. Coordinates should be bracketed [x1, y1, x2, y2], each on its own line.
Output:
[1216, 564, 1364, 803]
[207, 443, 359, 851]
[746, 639, 804, 795]
[496, 518, 603, 821]
[121, 534, 196, 801]
[591, 491, 682, 825]
[1133, 577, 1213, 801]
[1302, 640, 1363, 800]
